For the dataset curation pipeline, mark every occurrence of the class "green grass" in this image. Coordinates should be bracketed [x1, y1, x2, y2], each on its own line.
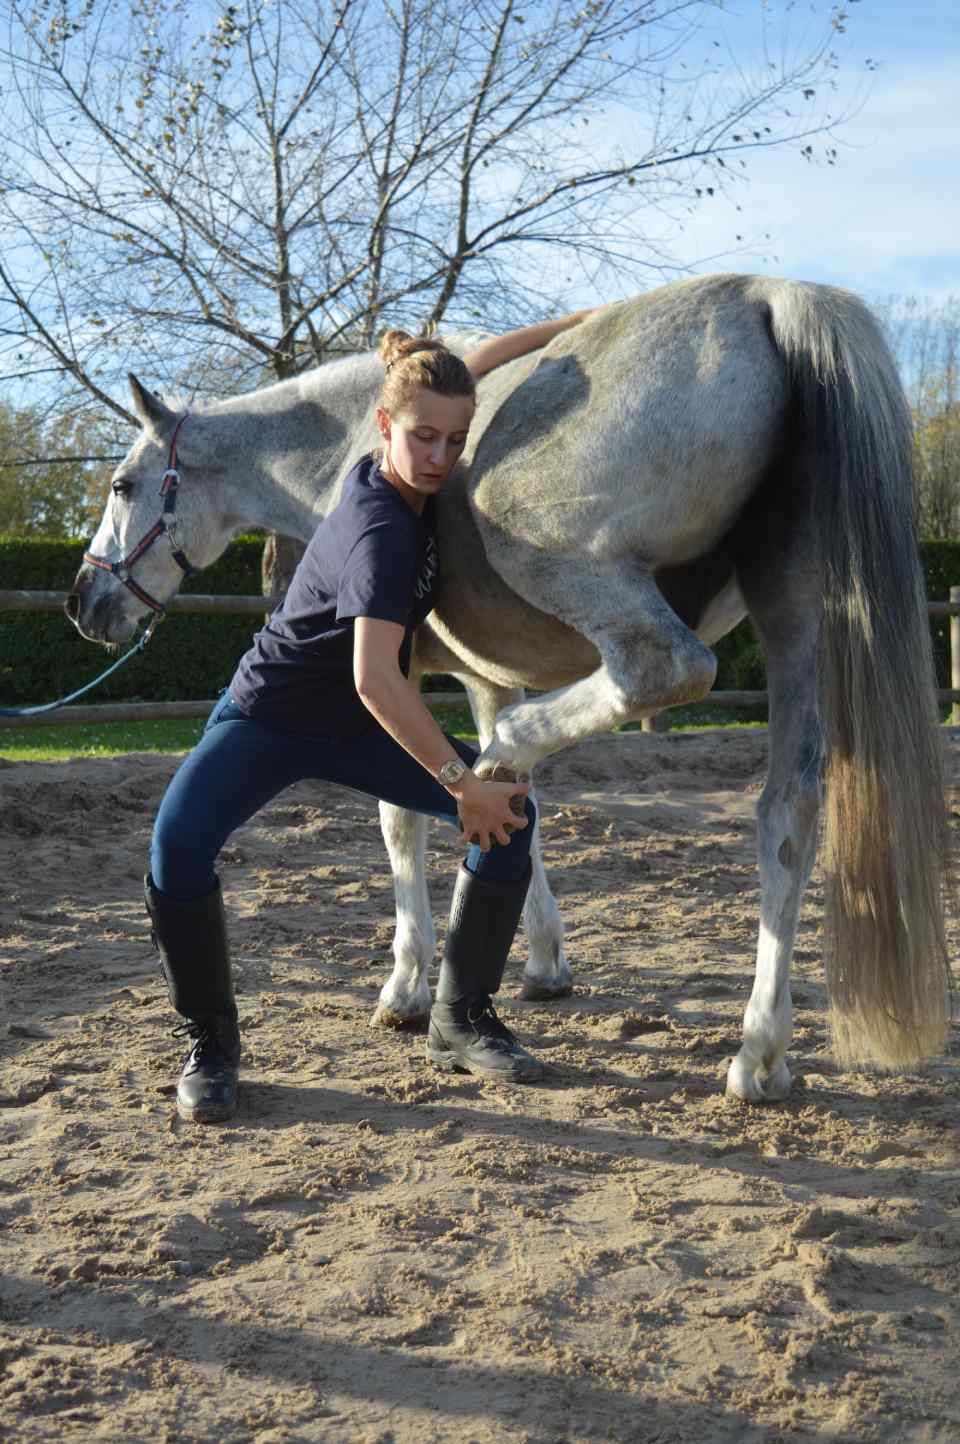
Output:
[622, 702, 767, 732]
[0, 703, 483, 763]
[6, 695, 953, 764]
[0, 716, 209, 761]
[0, 700, 769, 763]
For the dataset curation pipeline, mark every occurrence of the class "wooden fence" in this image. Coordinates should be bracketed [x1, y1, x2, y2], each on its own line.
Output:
[3, 587, 960, 730]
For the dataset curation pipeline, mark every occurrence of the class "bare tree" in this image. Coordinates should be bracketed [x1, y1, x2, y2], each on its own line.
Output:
[0, 0, 862, 573]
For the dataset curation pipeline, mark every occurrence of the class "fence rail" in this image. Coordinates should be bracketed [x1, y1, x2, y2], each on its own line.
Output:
[3, 588, 960, 730]
[0, 589, 268, 617]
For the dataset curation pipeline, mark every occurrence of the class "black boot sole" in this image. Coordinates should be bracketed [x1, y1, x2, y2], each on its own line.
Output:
[177, 1099, 238, 1124]
[426, 1040, 543, 1083]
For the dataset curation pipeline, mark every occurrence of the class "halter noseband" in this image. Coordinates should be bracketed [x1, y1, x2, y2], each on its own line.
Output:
[83, 413, 197, 616]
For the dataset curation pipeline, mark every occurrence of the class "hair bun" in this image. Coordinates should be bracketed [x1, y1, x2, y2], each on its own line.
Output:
[378, 328, 448, 370]
[378, 328, 414, 368]
[375, 327, 475, 409]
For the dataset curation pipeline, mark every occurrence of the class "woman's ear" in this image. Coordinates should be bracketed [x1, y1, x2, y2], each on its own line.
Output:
[375, 406, 392, 441]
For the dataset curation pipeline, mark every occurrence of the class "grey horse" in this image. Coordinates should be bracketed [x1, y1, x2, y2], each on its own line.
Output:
[68, 274, 952, 1102]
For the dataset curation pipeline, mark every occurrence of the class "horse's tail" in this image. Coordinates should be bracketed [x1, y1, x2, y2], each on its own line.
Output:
[763, 278, 952, 1068]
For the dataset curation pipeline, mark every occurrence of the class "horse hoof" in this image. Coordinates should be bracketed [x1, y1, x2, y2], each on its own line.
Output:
[370, 1003, 430, 1031]
[473, 760, 530, 785]
[518, 978, 574, 1002]
[724, 1055, 792, 1104]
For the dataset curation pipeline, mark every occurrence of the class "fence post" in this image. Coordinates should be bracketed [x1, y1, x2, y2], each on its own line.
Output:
[947, 583, 952, 722]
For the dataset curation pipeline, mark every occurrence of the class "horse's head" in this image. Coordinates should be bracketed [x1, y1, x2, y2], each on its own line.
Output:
[66, 377, 234, 645]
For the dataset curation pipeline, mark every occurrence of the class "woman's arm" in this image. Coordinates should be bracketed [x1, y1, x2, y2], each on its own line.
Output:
[463, 307, 596, 379]
[353, 616, 528, 851]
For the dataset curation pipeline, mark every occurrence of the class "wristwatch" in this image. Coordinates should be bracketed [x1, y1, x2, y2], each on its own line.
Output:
[436, 756, 468, 787]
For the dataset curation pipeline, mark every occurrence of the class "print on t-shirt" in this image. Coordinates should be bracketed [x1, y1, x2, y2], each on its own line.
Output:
[414, 535, 439, 602]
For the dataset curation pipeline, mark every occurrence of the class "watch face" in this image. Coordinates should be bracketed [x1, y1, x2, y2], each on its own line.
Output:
[439, 758, 466, 784]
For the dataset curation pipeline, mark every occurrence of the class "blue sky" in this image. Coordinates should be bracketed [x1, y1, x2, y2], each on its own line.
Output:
[674, 0, 959, 302]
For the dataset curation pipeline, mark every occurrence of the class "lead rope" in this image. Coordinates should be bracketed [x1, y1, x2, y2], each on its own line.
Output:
[2, 415, 192, 721]
[0, 614, 163, 718]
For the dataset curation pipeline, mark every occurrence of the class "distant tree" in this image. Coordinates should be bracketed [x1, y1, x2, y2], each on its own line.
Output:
[879, 296, 960, 538]
[914, 391, 960, 542]
[0, 404, 112, 537]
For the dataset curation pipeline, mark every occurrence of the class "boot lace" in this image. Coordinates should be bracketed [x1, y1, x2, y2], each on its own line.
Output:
[466, 999, 517, 1050]
[172, 1018, 231, 1075]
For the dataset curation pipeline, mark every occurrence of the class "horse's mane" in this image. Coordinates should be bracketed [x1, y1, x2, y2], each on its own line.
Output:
[165, 328, 495, 415]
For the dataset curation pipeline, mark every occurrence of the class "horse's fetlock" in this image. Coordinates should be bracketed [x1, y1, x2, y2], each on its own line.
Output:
[391, 917, 433, 966]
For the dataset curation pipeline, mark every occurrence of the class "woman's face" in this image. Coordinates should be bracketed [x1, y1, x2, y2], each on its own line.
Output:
[376, 386, 474, 510]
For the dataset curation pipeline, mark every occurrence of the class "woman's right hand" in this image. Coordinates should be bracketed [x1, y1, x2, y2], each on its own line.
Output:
[453, 773, 529, 851]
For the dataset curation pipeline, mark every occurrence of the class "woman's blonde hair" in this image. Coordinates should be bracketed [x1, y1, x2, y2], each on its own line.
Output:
[377, 329, 475, 414]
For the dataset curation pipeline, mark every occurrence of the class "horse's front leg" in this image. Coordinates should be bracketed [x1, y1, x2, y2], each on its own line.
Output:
[462, 678, 572, 1001]
[371, 802, 434, 1027]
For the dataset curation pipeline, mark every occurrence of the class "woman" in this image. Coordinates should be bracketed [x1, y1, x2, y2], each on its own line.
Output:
[145, 311, 592, 1123]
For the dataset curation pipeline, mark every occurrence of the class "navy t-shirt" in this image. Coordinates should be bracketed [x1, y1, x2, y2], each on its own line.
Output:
[230, 454, 439, 737]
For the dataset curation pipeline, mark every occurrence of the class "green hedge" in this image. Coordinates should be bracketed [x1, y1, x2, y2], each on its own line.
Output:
[2, 536, 960, 708]
[0, 536, 265, 707]
[919, 541, 960, 686]
[700, 539, 960, 699]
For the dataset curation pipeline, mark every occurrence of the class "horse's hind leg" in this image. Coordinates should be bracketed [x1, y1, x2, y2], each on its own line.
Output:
[473, 561, 714, 999]
[726, 606, 823, 1102]
[462, 677, 572, 1001]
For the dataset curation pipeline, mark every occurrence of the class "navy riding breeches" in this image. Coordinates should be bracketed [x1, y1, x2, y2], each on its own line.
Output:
[150, 693, 535, 900]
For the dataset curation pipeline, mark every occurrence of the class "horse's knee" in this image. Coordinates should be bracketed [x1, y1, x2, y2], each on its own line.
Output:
[379, 800, 425, 859]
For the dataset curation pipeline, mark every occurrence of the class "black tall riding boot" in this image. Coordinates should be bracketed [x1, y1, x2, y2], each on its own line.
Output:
[144, 875, 241, 1124]
[427, 862, 542, 1082]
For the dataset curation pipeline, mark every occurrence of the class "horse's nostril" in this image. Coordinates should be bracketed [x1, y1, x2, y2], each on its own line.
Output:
[64, 592, 81, 621]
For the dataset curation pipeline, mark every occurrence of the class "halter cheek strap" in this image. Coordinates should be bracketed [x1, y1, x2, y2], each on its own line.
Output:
[83, 413, 196, 615]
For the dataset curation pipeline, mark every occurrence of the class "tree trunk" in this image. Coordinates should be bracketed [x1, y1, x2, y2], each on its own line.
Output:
[261, 531, 306, 615]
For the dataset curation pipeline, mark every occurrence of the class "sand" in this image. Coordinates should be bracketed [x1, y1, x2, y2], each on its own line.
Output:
[1, 729, 958, 1444]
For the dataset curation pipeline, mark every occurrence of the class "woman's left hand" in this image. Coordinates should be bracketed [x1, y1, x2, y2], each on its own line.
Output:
[453, 773, 529, 851]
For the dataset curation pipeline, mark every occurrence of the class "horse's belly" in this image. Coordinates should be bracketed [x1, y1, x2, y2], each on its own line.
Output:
[430, 483, 599, 690]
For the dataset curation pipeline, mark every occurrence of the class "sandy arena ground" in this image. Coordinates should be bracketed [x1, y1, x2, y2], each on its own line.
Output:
[1, 728, 958, 1444]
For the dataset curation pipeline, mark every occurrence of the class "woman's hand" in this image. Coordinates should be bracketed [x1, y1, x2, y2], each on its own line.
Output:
[451, 772, 530, 851]
[353, 619, 529, 850]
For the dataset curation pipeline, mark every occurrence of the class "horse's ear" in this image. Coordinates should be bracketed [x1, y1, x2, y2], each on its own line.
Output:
[128, 373, 174, 434]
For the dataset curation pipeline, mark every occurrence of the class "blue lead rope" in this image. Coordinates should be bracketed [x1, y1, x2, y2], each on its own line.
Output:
[0, 617, 161, 718]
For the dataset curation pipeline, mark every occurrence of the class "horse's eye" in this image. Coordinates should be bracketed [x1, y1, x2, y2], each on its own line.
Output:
[112, 480, 132, 498]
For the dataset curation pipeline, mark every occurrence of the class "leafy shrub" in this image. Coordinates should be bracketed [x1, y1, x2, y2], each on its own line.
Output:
[0, 535, 263, 706]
